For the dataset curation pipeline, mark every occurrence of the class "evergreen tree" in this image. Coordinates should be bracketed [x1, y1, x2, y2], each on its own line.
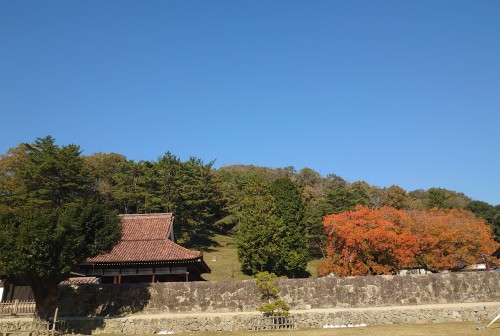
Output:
[255, 271, 290, 316]
[0, 136, 121, 320]
[236, 175, 284, 275]
[213, 168, 249, 234]
[13, 136, 90, 206]
[466, 200, 500, 241]
[269, 178, 308, 277]
[112, 159, 147, 213]
[83, 152, 127, 207]
[324, 187, 366, 214]
[155, 152, 183, 213]
[175, 157, 224, 244]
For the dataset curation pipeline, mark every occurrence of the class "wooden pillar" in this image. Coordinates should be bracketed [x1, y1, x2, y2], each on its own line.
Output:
[118, 275, 121, 284]
[185, 272, 189, 282]
[151, 274, 155, 283]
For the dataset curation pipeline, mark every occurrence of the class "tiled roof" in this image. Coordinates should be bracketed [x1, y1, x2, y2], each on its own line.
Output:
[60, 277, 100, 285]
[86, 213, 202, 264]
[87, 239, 202, 263]
[119, 213, 173, 241]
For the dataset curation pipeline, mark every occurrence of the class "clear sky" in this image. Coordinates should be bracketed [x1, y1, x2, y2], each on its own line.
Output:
[1, 1, 499, 205]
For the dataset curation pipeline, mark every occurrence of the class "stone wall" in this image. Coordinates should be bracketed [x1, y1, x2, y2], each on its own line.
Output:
[3, 303, 500, 334]
[3, 272, 500, 334]
[58, 303, 500, 334]
[58, 271, 500, 317]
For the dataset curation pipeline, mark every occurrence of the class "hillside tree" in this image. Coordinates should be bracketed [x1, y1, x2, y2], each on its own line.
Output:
[270, 178, 308, 277]
[236, 175, 285, 275]
[318, 206, 498, 276]
[319, 206, 417, 276]
[0, 136, 121, 320]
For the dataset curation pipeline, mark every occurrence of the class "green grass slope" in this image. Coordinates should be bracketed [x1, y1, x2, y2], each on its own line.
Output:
[200, 234, 322, 281]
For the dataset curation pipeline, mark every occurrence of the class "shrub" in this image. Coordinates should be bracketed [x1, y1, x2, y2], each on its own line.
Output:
[255, 272, 290, 316]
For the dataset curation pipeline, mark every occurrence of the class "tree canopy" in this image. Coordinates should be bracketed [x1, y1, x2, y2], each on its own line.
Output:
[318, 206, 499, 276]
[0, 136, 121, 319]
[269, 178, 308, 277]
[1, 136, 498, 299]
[235, 176, 309, 277]
[236, 175, 283, 275]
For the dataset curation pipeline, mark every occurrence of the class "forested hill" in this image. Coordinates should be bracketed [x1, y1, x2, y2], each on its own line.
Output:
[213, 164, 500, 243]
[76, 151, 500, 246]
[1, 141, 499, 251]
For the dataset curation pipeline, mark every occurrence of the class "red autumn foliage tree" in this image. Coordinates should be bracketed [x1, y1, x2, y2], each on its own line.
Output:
[409, 208, 498, 272]
[318, 206, 418, 276]
[318, 206, 499, 277]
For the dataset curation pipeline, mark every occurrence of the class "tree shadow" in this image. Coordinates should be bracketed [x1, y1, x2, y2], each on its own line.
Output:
[57, 283, 151, 334]
[182, 229, 221, 253]
[287, 269, 312, 279]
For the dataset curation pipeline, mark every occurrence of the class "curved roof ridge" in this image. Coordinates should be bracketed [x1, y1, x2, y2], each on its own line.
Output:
[119, 213, 173, 219]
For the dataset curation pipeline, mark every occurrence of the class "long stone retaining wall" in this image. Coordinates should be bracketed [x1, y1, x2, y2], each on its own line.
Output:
[2, 272, 500, 334]
[57, 271, 500, 316]
[58, 302, 499, 334]
[2, 302, 500, 334]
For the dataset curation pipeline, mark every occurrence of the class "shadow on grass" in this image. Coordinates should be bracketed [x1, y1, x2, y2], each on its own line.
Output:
[180, 229, 222, 253]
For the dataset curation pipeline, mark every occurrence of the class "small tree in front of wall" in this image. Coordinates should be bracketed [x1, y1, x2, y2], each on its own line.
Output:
[255, 272, 290, 316]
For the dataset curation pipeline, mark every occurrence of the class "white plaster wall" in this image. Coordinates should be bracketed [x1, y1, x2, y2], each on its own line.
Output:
[0, 287, 4, 302]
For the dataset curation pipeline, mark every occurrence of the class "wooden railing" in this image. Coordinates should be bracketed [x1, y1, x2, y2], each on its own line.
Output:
[0, 300, 36, 316]
[252, 315, 295, 330]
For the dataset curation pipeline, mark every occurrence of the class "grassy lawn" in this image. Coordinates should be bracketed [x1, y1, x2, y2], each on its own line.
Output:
[178, 322, 500, 336]
[201, 234, 252, 281]
[306, 258, 322, 278]
[201, 234, 323, 281]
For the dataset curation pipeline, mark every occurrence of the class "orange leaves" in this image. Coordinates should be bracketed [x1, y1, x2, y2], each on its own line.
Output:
[319, 206, 417, 276]
[318, 206, 499, 277]
[409, 208, 498, 272]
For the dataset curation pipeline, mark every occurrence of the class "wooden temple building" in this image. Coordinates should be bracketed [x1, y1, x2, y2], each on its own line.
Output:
[78, 213, 210, 283]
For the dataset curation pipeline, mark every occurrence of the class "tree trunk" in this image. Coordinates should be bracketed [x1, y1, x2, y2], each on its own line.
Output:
[30, 277, 60, 321]
[315, 237, 326, 259]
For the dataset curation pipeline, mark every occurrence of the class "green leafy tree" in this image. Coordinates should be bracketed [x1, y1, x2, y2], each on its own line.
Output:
[0, 144, 29, 210]
[4, 136, 90, 207]
[270, 178, 308, 277]
[466, 200, 500, 241]
[213, 168, 248, 233]
[112, 159, 148, 213]
[0, 136, 121, 320]
[426, 188, 449, 209]
[108, 152, 224, 243]
[83, 152, 127, 206]
[303, 201, 327, 258]
[495, 205, 500, 241]
[175, 157, 225, 244]
[155, 152, 183, 213]
[236, 175, 284, 275]
[425, 188, 471, 209]
[324, 187, 366, 214]
[383, 185, 408, 209]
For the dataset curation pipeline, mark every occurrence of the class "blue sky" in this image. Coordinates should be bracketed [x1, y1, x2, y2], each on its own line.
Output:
[1, 1, 499, 205]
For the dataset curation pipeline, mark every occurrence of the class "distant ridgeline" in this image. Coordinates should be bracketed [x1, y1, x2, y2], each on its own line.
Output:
[81, 152, 500, 242]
